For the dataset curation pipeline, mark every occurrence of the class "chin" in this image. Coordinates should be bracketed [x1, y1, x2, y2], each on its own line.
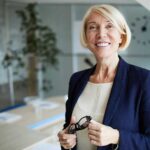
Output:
[96, 52, 118, 60]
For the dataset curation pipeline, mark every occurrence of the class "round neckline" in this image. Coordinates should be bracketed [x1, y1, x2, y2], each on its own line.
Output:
[88, 81, 113, 86]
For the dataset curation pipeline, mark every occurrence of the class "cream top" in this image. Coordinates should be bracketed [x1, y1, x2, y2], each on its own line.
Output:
[72, 81, 113, 150]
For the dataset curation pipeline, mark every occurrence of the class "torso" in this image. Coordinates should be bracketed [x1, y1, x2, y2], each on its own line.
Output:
[72, 81, 113, 150]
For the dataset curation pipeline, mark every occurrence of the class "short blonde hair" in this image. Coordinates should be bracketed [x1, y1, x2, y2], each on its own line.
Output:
[80, 4, 131, 50]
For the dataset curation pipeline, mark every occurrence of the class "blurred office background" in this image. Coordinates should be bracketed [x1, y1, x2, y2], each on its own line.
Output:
[0, 0, 149, 149]
[0, 0, 150, 110]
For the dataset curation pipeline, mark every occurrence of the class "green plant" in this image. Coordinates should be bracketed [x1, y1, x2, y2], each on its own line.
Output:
[2, 3, 60, 97]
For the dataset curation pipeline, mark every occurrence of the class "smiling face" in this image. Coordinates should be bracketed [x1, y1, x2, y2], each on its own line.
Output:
[85, 12, 122, 59]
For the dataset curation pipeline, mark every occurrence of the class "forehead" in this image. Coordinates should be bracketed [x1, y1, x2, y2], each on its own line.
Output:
[86, 12, 111, 24]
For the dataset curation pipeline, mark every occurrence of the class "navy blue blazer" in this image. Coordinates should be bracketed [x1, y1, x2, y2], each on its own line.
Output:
[62, 57, 150, 150]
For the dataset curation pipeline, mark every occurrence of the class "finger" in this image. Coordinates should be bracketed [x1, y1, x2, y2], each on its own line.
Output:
[60, 137, 76, 145]
[70, 116, 76, 124]
[88, 129, 100, 137]
[59, 138, 71, 145]
[88, 133, 100, 142]
[60, 133, 76, 142]
[60, 135, 76, 148]
[89, 120, 103, 131]
[57, 130, 65, 138]
[88, 124, 100, 132]
[57, 128, 70, 137]
[63, 143, 75, 150]
[90, 120, 103, 127]
[90, 139, 100, 146]
[89, 134, 102, 146]
[58, 125, 71, 136]
[58, 131, 68, 141]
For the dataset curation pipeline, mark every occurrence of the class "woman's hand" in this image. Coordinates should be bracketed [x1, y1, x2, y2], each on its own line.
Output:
[88, 120, 119, 146]
[57, 128, 77, 149]
[57, 116, 77, 149]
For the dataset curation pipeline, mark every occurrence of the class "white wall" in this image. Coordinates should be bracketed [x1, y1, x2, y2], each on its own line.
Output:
[0, 2, 150, 98]
[6, 0, 137, 4]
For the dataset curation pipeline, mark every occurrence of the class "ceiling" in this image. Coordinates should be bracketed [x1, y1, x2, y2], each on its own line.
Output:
[135, 0, 150, 10]
[6, 0, 137, 4]
[5, 0, 150, 10]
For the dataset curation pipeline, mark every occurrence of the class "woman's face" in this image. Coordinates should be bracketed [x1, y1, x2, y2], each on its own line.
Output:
[85, 12, 122, 59]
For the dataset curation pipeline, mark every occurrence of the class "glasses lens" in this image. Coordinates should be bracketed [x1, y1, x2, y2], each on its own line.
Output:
[78, 116, 92, 129]
[78, 117, 87, 126]
[68, 124, 76, 134]
[67, 116, 92, 134]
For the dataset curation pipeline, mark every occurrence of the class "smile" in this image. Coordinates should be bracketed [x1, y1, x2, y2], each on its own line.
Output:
[95, 42, 110, 47]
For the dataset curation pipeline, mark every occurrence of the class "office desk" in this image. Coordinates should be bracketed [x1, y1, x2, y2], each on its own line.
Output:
[0, 96, 65, 150]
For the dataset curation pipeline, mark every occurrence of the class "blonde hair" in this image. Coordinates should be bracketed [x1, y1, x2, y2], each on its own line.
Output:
[80, 4, 131, 50]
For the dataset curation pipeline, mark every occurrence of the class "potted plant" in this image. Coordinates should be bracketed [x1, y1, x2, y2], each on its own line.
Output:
[2, 3, 60, 99]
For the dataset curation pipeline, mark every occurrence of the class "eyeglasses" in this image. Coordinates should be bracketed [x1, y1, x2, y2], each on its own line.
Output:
[68, 116, 92, 134]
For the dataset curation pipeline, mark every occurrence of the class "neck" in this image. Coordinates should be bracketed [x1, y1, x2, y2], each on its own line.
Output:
[90, 55, 119, 83]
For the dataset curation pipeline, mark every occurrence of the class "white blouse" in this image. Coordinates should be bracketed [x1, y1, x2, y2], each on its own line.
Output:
[72, 81, 113, 150]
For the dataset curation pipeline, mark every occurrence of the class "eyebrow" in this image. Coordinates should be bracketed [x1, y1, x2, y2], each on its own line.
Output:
[86, 21, 96, 25]
[87, 20, 111, 24]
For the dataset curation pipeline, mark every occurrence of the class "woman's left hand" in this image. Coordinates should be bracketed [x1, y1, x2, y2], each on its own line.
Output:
[88, 120, 119, 146]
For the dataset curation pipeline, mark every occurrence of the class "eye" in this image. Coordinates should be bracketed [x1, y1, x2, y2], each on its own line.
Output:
[87, 24, 97, 31]
[90, 26, 96, 29]
[106, 23, 113, 29]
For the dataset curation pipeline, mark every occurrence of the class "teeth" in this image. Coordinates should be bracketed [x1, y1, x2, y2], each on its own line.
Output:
[96, 42, 110, 47]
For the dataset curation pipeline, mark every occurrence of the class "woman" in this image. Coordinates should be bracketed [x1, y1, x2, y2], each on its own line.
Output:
[58, 4, 150, 150]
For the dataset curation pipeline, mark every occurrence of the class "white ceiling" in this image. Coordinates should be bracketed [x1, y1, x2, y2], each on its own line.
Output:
[135, 0, 150, 10]
[6, 0, 150, 11]
[6, 0, 137, 4]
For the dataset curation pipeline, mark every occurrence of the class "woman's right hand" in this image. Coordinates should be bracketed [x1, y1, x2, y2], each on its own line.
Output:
[57, 116, 77, 149]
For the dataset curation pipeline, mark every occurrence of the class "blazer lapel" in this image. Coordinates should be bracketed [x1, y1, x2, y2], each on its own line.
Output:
[103, 57, 129, 125]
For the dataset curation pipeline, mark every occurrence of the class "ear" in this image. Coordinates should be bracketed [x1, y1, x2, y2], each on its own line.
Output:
[119, 34, 123, 44]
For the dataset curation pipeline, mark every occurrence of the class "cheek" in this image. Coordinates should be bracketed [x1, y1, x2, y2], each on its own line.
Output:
[112, 31, 122, 43]
[86, 34, 95, 43]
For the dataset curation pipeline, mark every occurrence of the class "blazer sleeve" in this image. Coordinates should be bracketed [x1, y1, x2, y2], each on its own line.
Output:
[118, 73, 150, 150]
[61, 73, 78, 150]
[63, 74, 73, 129]
[63, 72, 79, 129]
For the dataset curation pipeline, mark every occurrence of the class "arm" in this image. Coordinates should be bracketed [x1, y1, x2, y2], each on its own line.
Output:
[58, 74, 78, 150]
[118, 73, 150, 150]
[88, 72, 150, 150]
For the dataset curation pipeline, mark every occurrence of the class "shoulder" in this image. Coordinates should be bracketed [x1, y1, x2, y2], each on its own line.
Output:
[125, 62, 150, 87]
[128, 63, 150, 79]
[120, 57, 150, 79]
[118, 57, 150, 87]
[120, 56, 150, 77]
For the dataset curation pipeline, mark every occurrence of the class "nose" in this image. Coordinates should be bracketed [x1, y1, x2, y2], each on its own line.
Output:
[96, 27, 107, 38]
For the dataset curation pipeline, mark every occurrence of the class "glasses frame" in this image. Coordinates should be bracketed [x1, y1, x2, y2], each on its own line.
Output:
[68, 115, 92, 134]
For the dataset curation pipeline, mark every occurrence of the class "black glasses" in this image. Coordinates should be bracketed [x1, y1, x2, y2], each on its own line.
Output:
[67, 116, 92, 134]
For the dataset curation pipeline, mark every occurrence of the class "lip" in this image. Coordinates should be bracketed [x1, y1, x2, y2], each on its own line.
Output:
[95, 42, 111, 47]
